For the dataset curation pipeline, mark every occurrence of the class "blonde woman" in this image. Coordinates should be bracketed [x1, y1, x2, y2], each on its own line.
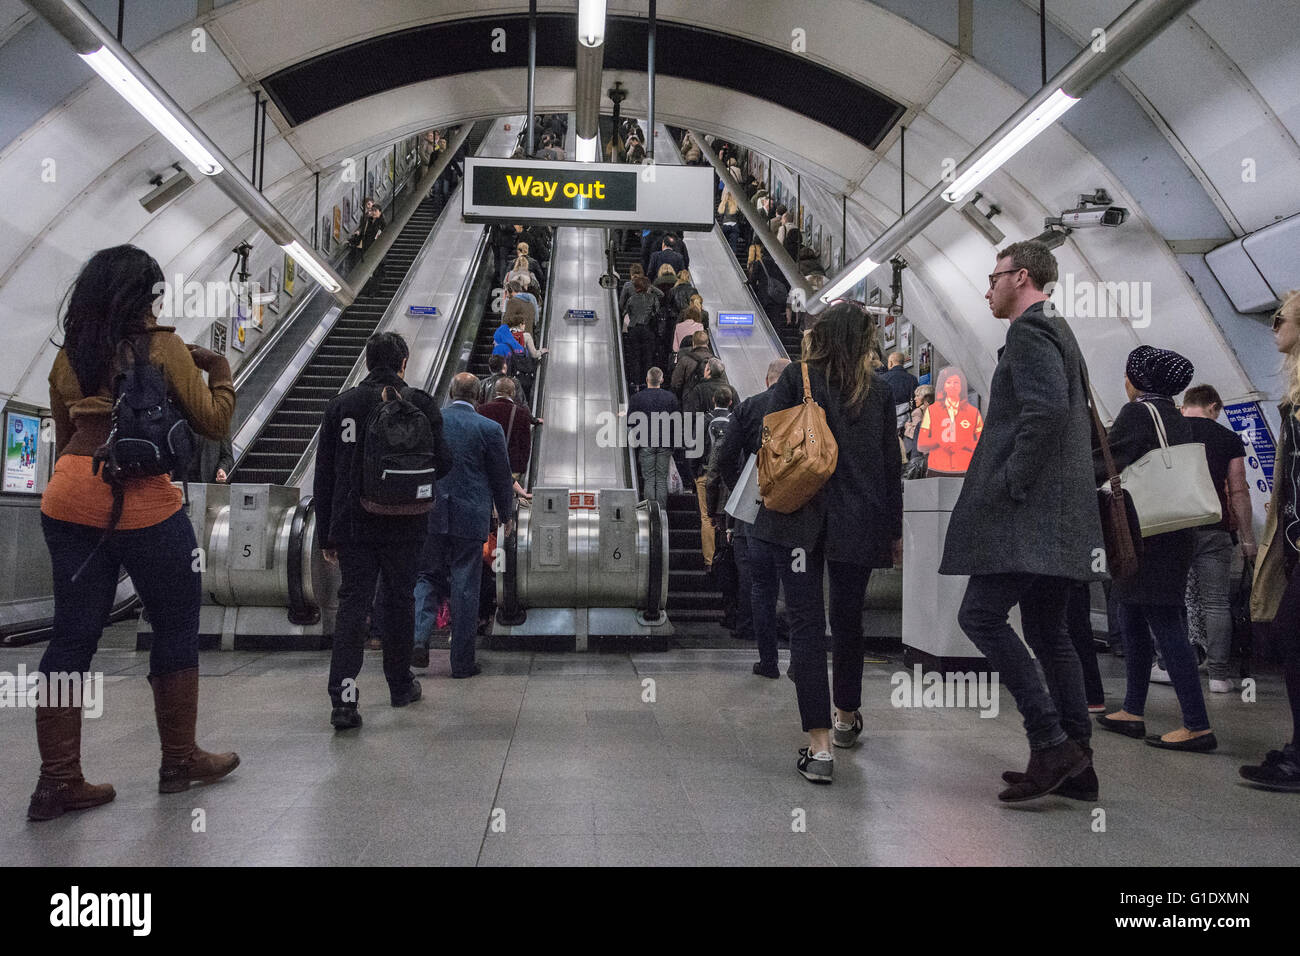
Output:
[1243, 290, 1300, 790]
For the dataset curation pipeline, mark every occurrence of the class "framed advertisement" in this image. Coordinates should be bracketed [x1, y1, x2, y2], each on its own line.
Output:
[367, 170, 375, 199]
[264, 266, 281, 315]
[320, 216, 331, 253]
[231, 304, 249, 353]
[899, 319, 913, 365]
[332, 206, 342, 242]
[918, 342, 932, 381]
[283, 254, 296, 297]
[3, 411, 41, 494]
[342, 195, 351, 229]
[351, 186, 358, 220]
[210, 320, 227, 354]
[882, 312, 897, 351]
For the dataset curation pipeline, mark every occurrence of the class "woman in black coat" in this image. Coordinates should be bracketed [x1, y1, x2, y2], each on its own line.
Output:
[749, 303, 903, 784]
[1095, 346, 1216, 752]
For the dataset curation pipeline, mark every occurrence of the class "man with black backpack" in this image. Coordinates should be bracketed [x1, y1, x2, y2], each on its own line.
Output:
[314, 332, 452, 730]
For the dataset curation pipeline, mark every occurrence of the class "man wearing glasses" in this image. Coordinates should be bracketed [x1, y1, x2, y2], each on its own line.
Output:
[939, 240, 1106, 803]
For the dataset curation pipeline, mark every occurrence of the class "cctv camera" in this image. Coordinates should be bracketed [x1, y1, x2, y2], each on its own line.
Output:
[1057, 206, 1128, 228]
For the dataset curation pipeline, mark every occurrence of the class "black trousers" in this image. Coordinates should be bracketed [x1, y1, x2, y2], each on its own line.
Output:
[626, 324, 656, 389]
[327, 537, 422, 707]
[1067, 582, 1105, 706]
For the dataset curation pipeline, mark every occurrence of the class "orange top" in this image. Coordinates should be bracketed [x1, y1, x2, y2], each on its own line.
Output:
[41, 325, 235, 530]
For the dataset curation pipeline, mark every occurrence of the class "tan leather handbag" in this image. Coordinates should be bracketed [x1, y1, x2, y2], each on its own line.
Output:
[758, 362, 839, 514]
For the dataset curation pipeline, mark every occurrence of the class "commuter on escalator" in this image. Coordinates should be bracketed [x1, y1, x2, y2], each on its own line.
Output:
[413, 373, 515, 678]
[505, 278, 538, 334]
[505, 309, 546, 400]
[315, 332, 452, 730]
[355, 205, 387, 295]
[1094, 346, 1217, 754]
[477, 377, 541, 480]
[716, 358, 791, 678]
[648, 238, 684, 279]
[671, 330, 713, 400]
[748, 304, 902, 785]
[620, 264, 656, 318]
[696, 386, 735, 605]
[718, 191, 742, 254]
[29, 244, 239, 821]
[673, 306, 705, 359]
[622, 275, 660, 392]
[666, 270, 698, 322]
[628, 367, 680, 509]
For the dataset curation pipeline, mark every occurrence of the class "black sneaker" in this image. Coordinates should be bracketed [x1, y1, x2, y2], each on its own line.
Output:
[832, 711, 864, 749]
[411, 645, 430, 669]
[331, 706, 362, 731]
[1239, 746, 1300, 791]
[391, 679, 422, 707]
[451, 663, 482, 680]
[797, 747, 833, 784]
[752, 662, 780, 679]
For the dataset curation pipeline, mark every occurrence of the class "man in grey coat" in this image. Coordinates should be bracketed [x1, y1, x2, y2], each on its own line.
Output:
[939, 240, 1105, 803]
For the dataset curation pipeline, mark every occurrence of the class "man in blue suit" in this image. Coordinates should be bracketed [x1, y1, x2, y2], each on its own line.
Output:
[413, 373, 516, 677]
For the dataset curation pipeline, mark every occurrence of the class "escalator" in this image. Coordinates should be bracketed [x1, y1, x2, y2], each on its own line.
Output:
[726, 234, 802, 359]
[232, 192, 449, 483]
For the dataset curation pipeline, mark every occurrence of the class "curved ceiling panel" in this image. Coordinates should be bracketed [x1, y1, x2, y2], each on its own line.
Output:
[261, 13, 906, 149]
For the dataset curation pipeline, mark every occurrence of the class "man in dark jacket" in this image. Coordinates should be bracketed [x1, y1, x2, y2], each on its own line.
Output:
[414, 373, 515, 677]
[477, 377, 540, 478]
[628, 366, 679, 507]
[879, 352, 919, 427]
[939, 241, 1104, 802]
[185, 434, 234, 483]
[716, 358, 790, 676]
[648, 237, 685, 278]
[671, 331, 713, 397]
[315, 332, 453, 729]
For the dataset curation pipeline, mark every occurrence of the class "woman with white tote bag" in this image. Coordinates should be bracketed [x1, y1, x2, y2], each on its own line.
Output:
[1094, 346, 1219, 753]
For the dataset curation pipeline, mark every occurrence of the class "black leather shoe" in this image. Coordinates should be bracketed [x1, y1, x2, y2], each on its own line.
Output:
[391, 679, 422, 707]
[411, 645, 430, 669]
[1096, 714, 1146, 739]
[1239, 746, 1300, 790]
[1144, 731, 1217, 753]
[451, 663, 482, 680]
[331, 706, 362, 731]
[998, 740, 1090, 803]
[752, 662, 779, 679]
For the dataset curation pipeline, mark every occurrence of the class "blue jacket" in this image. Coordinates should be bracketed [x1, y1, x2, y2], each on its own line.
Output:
[429, 401, 516, 541]
[491, 323, 525, 359]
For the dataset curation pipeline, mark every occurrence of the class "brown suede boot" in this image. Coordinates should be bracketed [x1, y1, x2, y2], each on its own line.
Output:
[997, 738, 1090, 803]
[1002, 740, 1099, 801]
[149, 668, 240, 794]
[27, 706, 116, 822]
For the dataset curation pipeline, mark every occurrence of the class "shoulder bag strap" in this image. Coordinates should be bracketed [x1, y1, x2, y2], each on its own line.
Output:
[1081, 361, 1122, 495]
[800, 361, 813, 404]
[1142, 399, 1169, 448]
[505, 404, 518, 446]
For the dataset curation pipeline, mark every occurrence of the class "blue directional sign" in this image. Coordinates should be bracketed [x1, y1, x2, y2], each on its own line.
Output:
[565, 309, 597, 322]
[718, 312, 754, 327]
[407, 305, 438, 316]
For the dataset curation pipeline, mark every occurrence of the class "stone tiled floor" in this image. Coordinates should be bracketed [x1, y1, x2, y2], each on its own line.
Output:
[1, 640, 1296, 867]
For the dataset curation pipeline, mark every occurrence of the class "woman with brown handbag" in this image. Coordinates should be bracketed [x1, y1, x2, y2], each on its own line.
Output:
[1241, 290, 1300, 790]
[748, 303, 903, 785]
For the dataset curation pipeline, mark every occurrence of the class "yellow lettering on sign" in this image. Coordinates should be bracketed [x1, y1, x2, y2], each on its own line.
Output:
[504, 174, 606, 204]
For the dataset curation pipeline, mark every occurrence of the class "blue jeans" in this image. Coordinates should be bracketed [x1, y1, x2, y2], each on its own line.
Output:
[41, 510, 200, 679]
[957, 574, 1090, 750]
[1186, 528, 1234, 679]
[416, 533, 484, 675]
[749, 537, 872, 730]
[638, 447, 672, 509]
[1119, 601, 1210, 731]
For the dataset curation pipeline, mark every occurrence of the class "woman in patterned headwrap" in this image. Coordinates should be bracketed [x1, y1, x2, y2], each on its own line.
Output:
[1094, 346, 1218, 753]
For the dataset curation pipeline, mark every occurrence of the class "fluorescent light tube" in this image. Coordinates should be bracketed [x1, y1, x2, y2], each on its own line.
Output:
[819, 258, 879, 304]
[942, 88, 1078, 203]
[578, 0, 606, 46]
[80, 45, 223, 176]
[280, 240, 341, 293]
[575, 135, 598, 163]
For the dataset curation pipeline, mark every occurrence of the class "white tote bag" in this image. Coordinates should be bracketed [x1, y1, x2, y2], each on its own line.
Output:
[1115, 402, 1221, 537]
[724, 453, 762, 524]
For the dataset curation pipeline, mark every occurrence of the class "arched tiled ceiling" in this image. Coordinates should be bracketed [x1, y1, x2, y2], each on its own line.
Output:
[2, 0, 1295, 411]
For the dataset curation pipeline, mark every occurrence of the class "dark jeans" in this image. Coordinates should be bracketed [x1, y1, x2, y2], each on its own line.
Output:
[625, 324, 656, 389]
[416, 534, 483, 675]
[733, 523, 755, 644]
[749, 537, 871, 730]
[327, 538, 421, 707]
[747, 530, 784, 670]
[1275, 555, 1300, 747]
[40, 510, 200, 678]
[1118, 601, 1211, 732]
[1067, 582, 1105, 706]
[957, 574, 1090, 750]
